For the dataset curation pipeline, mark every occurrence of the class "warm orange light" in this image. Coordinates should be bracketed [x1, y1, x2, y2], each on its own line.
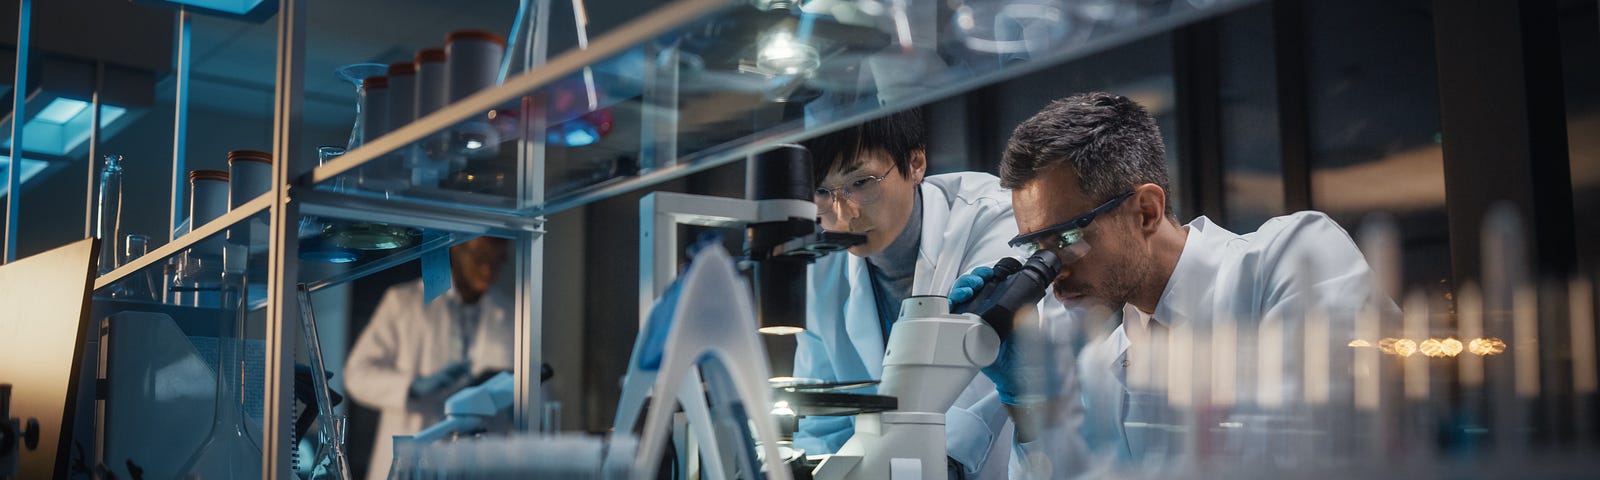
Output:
[1441, 338, 1464, 357]
[759, 326, 805, 336]
[1419, 339, 1445, 358]
[1348, 339, 1373, 347]
[1393, 339, 1418, 357]
[1378, 338, 1400, 355]
[1469, 337, 1507, 356]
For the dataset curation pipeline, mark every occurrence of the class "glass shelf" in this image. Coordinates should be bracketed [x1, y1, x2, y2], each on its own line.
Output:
[308, 0, 1257, 219]
[90, 189, 488, 308]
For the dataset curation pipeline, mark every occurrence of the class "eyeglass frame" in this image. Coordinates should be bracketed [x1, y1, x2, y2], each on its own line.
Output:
[813, 164, 898, 210]
[1008, 190, 1135, 252]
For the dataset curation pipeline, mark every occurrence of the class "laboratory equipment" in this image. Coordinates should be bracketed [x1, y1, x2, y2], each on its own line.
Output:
[114, 233, 155, 300]
[93, 154, 124, 276]
[295, 284, 352, 480]
[227, 149, 272, 208]
[626, 244, 793, 480]
[444, 29, 507, 158]
[188, 169, 229, 257]
[176, 253, 262, 479]
[813, 250, 1059, 480]
[619, 145, 861, 480]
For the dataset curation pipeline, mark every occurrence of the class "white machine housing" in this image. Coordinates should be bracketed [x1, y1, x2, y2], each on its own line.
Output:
[813, 296, 1001, 480]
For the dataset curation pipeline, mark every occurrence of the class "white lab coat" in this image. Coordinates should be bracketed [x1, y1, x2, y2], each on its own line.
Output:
[1012, 212, 1402, 478]
[345, 280, 515, 480]
[794, 172, 1024, 478]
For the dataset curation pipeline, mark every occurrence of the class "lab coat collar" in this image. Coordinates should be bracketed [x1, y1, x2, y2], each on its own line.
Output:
[1151, 216, 1235, 329]
[843, 255, 886, 379]
[913, 181, 947, 294]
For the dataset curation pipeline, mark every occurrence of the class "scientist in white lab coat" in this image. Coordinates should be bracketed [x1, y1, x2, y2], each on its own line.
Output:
[982, 92, 1401, 477]
[345, 236, 515, 480]
[793, 107, 1035, 479]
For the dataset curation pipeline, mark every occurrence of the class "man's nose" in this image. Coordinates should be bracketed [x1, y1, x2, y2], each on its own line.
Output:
[829, 196, 859, 220]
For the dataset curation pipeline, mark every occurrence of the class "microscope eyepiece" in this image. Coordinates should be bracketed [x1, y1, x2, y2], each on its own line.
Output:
[954, 250, 1062, 340]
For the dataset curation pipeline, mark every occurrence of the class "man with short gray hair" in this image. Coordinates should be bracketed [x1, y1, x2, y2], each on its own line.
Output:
[975, 92, 1398, 477]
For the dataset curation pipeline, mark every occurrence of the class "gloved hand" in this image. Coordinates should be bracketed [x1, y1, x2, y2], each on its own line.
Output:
[410, 359, 472, 398]
[980, 335, 1057, 406]
[947, 266, 996, 307]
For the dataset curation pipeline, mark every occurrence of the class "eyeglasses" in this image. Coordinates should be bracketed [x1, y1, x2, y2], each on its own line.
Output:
[814, 164, 896, 213]
[1008, 191, 1134, 261]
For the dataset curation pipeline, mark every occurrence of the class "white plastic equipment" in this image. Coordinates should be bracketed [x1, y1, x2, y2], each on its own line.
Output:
[812, 296, 1001, 480]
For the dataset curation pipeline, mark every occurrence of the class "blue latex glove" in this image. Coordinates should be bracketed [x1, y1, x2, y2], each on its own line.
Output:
[947, 266, 995, 307]
[980, 336, 1057, 406]
[410, 359, 471, 398]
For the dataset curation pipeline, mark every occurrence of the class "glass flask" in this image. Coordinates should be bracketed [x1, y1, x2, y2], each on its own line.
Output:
[299, 147, 361, 263]
[95, 154, 124, 276]
[176, 261, 262, 479]
[325, 65, 419, 252]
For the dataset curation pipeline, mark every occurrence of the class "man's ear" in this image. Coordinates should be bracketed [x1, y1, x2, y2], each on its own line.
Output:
[1133, 183, 1167, 233]
[908, 149, 928, 183]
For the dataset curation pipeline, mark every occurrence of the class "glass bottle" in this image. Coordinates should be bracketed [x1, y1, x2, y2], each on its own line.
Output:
[95, 154, 124, 276]
[177, 263, 262, 478]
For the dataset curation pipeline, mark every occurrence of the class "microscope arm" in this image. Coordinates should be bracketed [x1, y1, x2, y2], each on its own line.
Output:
[413, 372, 515, 444]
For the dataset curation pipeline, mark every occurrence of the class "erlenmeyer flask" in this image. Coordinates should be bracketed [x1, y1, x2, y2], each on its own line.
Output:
[177, 267, 262, 478]
[325, 64, 419, 252]
[300, 147, 361, 264]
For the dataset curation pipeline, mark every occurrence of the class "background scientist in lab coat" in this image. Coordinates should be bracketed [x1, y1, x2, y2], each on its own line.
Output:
[345, 236, 515, 480]
[983, 92, 1401, 477]
[793, 107, 1047, 479]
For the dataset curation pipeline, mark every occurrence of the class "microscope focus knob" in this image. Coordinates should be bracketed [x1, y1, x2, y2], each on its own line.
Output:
[963, 322, 1000, 368]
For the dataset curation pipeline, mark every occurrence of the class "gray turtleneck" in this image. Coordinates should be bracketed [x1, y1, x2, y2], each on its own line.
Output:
[865, 189, 922, 343]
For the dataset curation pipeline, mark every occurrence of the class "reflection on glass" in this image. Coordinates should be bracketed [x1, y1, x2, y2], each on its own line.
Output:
[952, 0, 1067, 57]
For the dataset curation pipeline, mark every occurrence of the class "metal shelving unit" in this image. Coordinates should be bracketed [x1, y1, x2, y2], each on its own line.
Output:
[7, 0, 1264, 475]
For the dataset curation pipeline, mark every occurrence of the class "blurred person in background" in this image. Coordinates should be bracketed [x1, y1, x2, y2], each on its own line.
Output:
[345, 236, 514, 480]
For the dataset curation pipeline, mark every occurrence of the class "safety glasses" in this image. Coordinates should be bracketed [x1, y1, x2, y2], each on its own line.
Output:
[814, 164, 896, 215]
[1008, 191, 1134, 262]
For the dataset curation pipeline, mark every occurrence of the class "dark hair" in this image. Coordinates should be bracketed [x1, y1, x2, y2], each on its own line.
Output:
[1001, 92, 1172, 213]
[802, 107, 926, 187]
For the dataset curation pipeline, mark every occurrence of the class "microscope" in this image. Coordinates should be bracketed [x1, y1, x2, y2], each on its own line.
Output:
[811, 251, 1061, 480]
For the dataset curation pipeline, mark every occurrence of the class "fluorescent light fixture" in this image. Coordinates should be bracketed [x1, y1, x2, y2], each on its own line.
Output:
[1, 98, 128, 157]
[33, 98, 88, 124]
[0, 155, 50, 198]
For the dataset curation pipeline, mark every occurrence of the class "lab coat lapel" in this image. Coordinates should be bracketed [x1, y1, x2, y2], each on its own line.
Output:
[912, 181, 957, 295]
[843, 254, 886, 379]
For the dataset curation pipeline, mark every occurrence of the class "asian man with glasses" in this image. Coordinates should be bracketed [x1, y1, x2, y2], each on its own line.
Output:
[793, 107, 1056, 479]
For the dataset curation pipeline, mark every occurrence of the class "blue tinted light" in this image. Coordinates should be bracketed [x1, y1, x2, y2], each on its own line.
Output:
[0, 155, 50, 198]
[34, 98, 88, 124]
[3, 101, 128, 157]
[550, 120, 601, 146]
[167, 0, 265, 15]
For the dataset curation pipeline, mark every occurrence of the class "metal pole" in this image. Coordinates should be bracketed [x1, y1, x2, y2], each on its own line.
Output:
[86, 63, 104, 239]
[170, 9, 191, 240]
[5, 0, 32, 263]
[514, 0, 552, 432]
[265, 0, 306, 475]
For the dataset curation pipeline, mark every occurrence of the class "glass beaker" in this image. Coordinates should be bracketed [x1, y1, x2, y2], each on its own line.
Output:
[113, 233, 157, 301]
